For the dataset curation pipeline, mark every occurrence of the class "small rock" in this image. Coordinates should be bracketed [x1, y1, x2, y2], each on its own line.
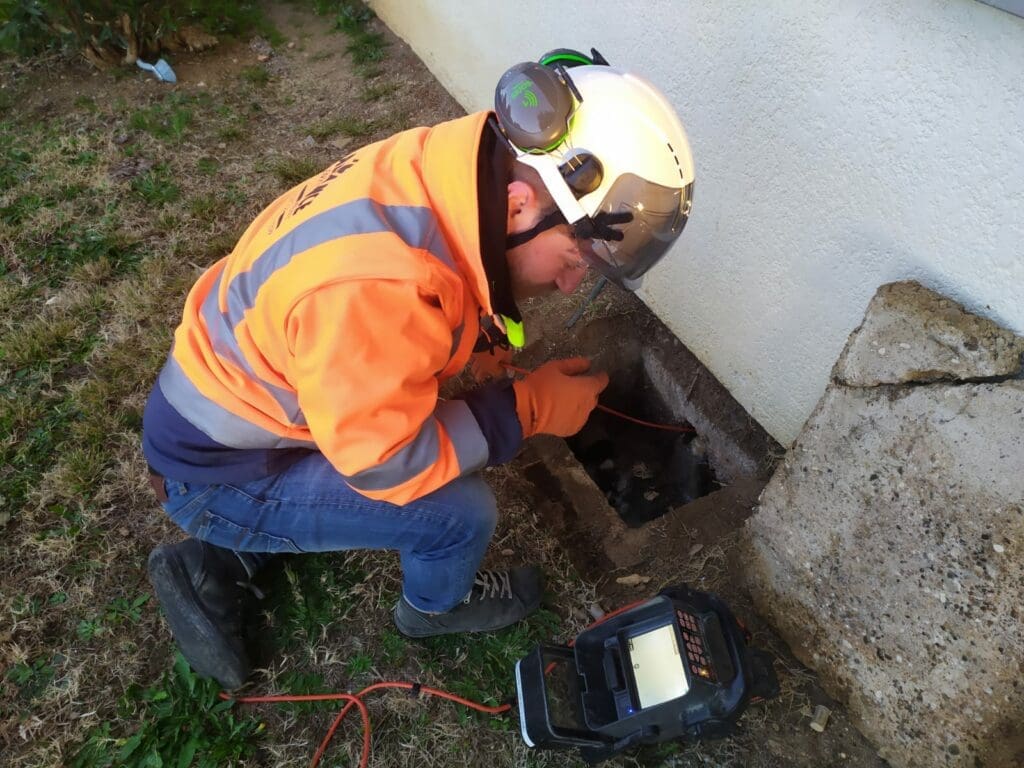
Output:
[688, 543, 703, 557]
[299, 135, 316, 149]
[992, 543, 1005, 553]
[588, 603, 606, 621]
[197, 81, 206, 88]
[108, 157, 154, 182]
[287, 41, 296, 49]
[250, 36, 274, 59]
[878, 347, 887, 356]
[616, 574, 652, 587]
[500, 548, 514, 557]
[632, 462, 655, 479]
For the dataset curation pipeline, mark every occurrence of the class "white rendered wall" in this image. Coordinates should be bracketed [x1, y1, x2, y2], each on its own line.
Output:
[371, 0, 1024, 445]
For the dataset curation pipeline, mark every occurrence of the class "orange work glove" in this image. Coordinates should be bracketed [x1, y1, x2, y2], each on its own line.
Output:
[469, 346, 513, 383]
[512, 357, 609, 438]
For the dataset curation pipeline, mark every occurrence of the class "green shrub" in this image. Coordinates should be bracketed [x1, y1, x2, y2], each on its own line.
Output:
[0, 1, 60, 55]
[0, 1, 276, 60]
[70, 654, 263, 768]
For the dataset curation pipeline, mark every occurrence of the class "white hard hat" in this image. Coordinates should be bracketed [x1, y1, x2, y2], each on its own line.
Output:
[495, 49, 695, 289]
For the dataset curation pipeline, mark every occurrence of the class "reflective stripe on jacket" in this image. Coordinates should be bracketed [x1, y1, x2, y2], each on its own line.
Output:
[144, 111, 520, 504]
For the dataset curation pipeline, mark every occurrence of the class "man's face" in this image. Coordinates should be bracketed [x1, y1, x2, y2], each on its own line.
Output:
[507, 223, 590, 299]
[505, 181, 590, 300]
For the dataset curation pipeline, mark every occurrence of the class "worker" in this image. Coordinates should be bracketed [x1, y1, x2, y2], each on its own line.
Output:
[143, 49, 694, 689]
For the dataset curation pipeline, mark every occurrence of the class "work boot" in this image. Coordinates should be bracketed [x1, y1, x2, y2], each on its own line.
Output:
[393, 567, 544, 638]
[147, 539, 265, 689]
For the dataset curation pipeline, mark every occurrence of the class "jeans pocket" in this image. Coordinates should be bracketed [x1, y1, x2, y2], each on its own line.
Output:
[163, 485, 219, 537]
[196, 509, 302, 554]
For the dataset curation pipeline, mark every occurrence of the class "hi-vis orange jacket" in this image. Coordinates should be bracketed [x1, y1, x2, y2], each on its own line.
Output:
[142, 112, 524, 505]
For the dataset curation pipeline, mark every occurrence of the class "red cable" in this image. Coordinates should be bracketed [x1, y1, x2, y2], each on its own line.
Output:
[500, 363, 694, 433]
[221, 681, 511, 768]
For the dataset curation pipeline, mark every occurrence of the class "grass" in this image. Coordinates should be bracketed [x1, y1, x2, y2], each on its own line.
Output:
[346, 30, 388, 65]
[0, 53, 294, 767]
[131, 165, 181, 206]
[325, 0, 390, 74]
[69, 654, 263, 768]
[240, 65, 270, 87]
[129, 96, 195, 142]
[307, 115, 375, 138]
[361, 81, 399, 102]
[262, 154, 323, 185]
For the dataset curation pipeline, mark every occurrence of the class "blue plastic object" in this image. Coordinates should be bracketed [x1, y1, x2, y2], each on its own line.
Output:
[136, 58, 177, 83]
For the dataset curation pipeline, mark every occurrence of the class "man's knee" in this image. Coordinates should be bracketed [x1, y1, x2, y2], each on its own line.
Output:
[453, 474, 498, 541]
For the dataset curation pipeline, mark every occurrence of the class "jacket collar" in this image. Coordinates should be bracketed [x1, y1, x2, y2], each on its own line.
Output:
[420, 111, 520, 324]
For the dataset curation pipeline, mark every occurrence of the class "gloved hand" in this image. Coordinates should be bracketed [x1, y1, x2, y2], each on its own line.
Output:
[512, 357, 609, 438]
[469, 346, 513, 383]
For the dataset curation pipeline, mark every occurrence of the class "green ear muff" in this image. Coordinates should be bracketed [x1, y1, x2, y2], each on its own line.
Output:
[494, 62, 574, 152]
[494, 48, 611, 153]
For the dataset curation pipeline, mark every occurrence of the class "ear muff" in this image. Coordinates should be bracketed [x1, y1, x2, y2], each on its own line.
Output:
[494, 48, 611, 153]
[494, 48, 611, 198]
[494, 61, 574, 152]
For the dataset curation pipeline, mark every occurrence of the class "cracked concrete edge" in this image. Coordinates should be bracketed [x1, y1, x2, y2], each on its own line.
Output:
[832, 281, 1024, 387]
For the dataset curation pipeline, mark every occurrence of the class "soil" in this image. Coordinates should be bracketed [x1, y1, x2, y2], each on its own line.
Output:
[2, 4, 888, 767]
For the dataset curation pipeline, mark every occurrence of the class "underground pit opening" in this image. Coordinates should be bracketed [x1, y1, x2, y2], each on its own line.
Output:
[566, 375, 720, 528]
[515, 308, 782, 576]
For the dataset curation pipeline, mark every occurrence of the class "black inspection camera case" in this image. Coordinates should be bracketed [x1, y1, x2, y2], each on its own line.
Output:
[514, 584, 779, 763]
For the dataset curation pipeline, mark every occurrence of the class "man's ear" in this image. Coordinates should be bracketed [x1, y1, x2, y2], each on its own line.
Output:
[507, 180, 536, 231]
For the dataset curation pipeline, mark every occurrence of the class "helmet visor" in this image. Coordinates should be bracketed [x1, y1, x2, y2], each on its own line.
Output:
[577, 174, 693, 289]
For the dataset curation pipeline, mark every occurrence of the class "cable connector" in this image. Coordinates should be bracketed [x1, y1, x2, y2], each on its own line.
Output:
[407, 682, 422, 699]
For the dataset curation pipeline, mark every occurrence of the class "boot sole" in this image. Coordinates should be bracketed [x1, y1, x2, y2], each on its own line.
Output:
[148, 545, 249, 689]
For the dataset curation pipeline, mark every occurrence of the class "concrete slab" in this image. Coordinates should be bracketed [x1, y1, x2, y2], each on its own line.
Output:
[833, 281, 1024, 387]
[743, 281, 1024, 768]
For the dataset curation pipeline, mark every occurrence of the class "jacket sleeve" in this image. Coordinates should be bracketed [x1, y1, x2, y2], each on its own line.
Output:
[287, 279, 495, 505]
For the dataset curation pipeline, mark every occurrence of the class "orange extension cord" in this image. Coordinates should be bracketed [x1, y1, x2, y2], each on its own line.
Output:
[220, 682, 511, 768]
[500, 363, 695, 433]
[220, 599, 651, 768]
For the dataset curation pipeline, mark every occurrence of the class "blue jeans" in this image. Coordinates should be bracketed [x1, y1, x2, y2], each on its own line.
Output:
[159, 452, 498, 613]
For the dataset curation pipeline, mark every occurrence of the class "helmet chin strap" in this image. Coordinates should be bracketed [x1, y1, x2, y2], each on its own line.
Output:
[506, 209, 633, 250]
[505, 209, 566, 250]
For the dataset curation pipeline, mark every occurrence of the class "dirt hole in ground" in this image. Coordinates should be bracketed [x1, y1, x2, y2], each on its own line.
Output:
[567, 370, 720, 528]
